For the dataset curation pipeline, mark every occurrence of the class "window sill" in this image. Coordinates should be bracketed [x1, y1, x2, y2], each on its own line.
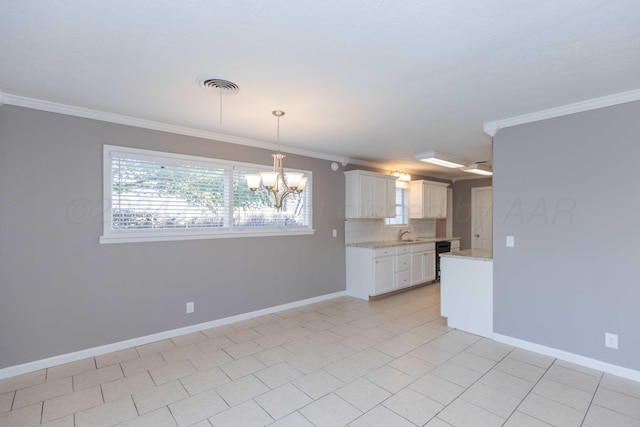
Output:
[100, 229, 315, 244]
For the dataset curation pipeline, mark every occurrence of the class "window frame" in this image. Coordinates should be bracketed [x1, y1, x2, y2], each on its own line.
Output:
[100, 145, 314, 244]
[385, 182, 409, 227]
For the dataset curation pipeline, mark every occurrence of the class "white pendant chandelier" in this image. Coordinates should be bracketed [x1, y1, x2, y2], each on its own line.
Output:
[245, 111, 307, 210]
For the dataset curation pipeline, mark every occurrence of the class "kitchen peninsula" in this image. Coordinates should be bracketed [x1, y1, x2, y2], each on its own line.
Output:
[440, 249, 493, 338]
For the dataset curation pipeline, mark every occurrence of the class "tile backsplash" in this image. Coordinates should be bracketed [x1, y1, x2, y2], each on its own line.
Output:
[344, 218, 436, 244]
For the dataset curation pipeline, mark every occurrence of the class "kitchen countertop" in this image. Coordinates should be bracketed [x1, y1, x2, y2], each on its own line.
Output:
[346, 236, 461, 248]
[440, 248, 492, 261]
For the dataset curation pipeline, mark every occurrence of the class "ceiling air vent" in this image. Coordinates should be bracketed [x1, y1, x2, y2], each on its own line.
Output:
[196, 75, 239, 94]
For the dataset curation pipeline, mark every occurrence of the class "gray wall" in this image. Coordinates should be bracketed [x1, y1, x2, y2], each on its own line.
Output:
[493, 100, 640, 371]
[452, 178, 493, 249]
[0, 106, 346, 369]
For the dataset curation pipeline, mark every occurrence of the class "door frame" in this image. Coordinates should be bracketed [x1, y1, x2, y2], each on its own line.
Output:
[471, 186, 493, 250]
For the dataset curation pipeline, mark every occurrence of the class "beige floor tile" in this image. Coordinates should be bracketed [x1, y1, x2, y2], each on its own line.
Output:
[410, 324, 447, 341]
[495, 357, 546, 383]
[95, 348, 139, 368]
[427, 335, 470, 354]
[544, 365, 600, 393]
[383, 388, 443, 425]
[13, 377, 72, 409]
[340, 334, 377, 351]
[268, 411, 315, 427]
[201, 324, 235, 339]
[409, 344, 454, 366]
[293, 370, 344, 400]
[253, 346, 295, 367]
[73, 364, 123, 391]
[438, 397, 505, 427]
[507, 348, 555, 369]
[583, 404, 640, 427]
[254, 362, 303, 389]
[135, 339, 176, 357]
[410, 373, 465, 405]
[330, 324, 363, 338]
[281, 337, 320, 354]
[518, 393, 585, 427]
[101, 371, 155, 402]
[75, 395, 137, 427]
[389, 353, 436, 378]
[195, 335, 233, 353]
[179, 367, 230, 395]
[350, 405, 416, 427]
[554, 359, 603, 377]
[215, 374, 269, 406]
[288, 352, 331, 374]
[444, 329, 482, 345]
[219, 355, 266, 379]
[116, 407, 178, 427]
[253, 333, 291, 349]
[392, 331, 432, 348]
[0, 370, 45, 395]
[461, 382, 521, 418]
[253, 321, 285, 336]
[189, 349, 234, 371]
[42, 386, 103, 423]
[307, 330, 343, 345]
[593, 386, 640, 419]
[431, 360, 484, 388]
[121, 353, 166, 376]
[532, 377, 593, 412]
[255, 383, 313, 420]
[0, 391, 13, 413]
[208, 399, 273, 427]
[334, 378, 391, 412]
[299, 393, 362, 427]
[479, 369, 535, 399]
[229, 318, 262, 331]
[222, 340, 263, 359]
[450, 350, 497, 374]
[466, 338, 514, 361]
[349, 348, 394, 370]
[504, 411, 554, 426]
[160, 343, 203, 364]
[132, 380, 188, 415]
[364, 365, 413, 393]
[0, 402, 41, 427]
[360, 326, 396, 342]
[47, 358, 95, 382]
[226, 328, 262, 344]
[168, 388, 228, 427]
[39, 414, 74, 427]
[149, 360, 196, 385]
[323, 358, 370, 383]
[315, 342, 355, 361]
[373, 339, 413, 358]
[281, 326, 314, 341]
[170, 331, 208, 347]
[600, 373, 640, 399]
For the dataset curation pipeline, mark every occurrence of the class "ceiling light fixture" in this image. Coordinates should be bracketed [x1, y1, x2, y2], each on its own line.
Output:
[392, 170, 411, 181]
[461, 163, 493, 176]
[245, 111, 306, 211]
[414, 150, 466, 168]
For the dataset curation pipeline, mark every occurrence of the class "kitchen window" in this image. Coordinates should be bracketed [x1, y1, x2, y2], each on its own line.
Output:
[101, 145, 313, 243]
[385, 184, 408, 226]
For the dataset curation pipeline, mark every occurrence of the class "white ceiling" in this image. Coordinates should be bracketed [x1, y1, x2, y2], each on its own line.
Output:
[1, 1, 639, 179]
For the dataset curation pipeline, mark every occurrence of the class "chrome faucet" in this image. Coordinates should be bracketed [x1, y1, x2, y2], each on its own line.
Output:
[398, 228, 411, 240]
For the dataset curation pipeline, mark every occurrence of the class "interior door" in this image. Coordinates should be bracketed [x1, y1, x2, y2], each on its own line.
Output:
[471, 187, 493, 251]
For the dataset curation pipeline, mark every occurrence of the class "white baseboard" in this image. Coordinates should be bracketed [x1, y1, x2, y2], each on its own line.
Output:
[493, 333, 640, 382]
[0, 291, 347, 380]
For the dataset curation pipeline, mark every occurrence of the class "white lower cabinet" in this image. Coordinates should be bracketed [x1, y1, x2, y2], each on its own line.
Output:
[346, 243, 436, 300]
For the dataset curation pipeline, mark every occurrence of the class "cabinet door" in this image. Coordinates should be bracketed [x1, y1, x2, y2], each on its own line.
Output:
[359, 175, 375, 217]
[411, 252, 425, 285]
[385, 177, 396, 218]
[372, 177, 388, 217]
[373, 256, 395, 295]
[424, 250, 436, 282]
[429, 185, 447, 218]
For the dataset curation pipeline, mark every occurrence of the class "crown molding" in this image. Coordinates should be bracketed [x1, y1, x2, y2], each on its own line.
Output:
[0, 92, 349, 163]
[484, 88, 640, 136]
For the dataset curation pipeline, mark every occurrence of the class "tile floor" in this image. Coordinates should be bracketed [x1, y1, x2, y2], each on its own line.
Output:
[1, 284, 640, 427]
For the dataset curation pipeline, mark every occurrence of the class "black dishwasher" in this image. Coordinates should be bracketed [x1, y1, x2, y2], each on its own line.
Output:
[435, 240, 451, 280]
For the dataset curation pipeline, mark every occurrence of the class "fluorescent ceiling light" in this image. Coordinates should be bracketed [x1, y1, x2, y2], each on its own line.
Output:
[461, 163, 493, 176]
[414, 150, 466, 168]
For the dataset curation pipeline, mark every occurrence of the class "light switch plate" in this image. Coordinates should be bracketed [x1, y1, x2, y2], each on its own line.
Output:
[506, 236, 515, 247]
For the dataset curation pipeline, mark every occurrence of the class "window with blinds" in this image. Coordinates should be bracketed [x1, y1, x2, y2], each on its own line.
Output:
[102, 145, 313, 243]
[385, 186, 409, 226]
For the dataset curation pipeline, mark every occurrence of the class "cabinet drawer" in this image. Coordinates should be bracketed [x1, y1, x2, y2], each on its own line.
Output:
[396, 270, 411, 288]
[411, 243, 435, 253]
[396, 246, 411, 255]
[374, 247, 395, 257]
[396, 254, 411, 271]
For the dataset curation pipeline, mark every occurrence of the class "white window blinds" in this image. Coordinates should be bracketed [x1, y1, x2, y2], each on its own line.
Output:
[386, 186, 408, 226]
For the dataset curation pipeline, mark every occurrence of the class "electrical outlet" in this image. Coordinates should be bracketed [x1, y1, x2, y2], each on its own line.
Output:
[186, 302, 194, 314]
[332, 229, 337, 237]
[506, 236, 515, 247]
[605, 332, 618, 349]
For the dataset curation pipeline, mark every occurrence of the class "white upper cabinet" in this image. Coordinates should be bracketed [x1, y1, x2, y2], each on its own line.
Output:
[409, 180, 449, 219]
[345, 170, 397, 218]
